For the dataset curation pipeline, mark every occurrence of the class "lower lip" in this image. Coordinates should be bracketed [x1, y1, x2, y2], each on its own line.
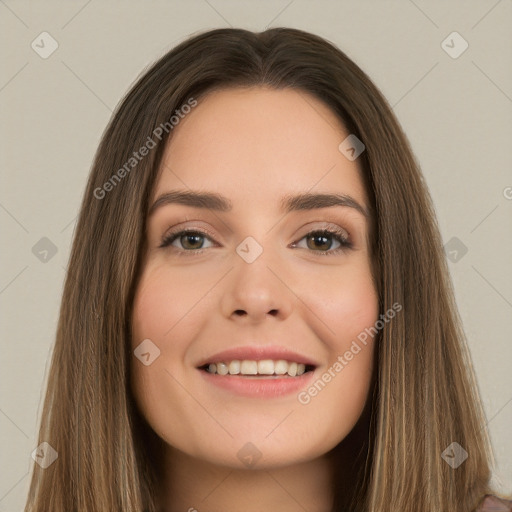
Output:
[198, 369, 316, 398]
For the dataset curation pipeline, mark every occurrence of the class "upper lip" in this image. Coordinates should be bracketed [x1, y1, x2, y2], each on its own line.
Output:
[196, 345, 319, 368]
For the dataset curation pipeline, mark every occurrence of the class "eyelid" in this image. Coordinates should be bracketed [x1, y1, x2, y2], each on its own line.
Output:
[295, 221, 349, 239]
[160, 216, 217, 238]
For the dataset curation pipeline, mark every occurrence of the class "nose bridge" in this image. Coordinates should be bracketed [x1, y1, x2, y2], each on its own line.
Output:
[220, 233, 293, 321]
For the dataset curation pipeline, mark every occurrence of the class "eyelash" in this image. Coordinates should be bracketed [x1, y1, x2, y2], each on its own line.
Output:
[158, 226, 353, 257]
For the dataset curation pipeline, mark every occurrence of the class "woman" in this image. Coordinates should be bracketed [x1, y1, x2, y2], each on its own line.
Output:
[25, 27, 511, 512]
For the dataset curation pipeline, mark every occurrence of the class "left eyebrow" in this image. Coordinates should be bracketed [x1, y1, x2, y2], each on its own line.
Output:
[280, 192, 369, 218]
[148, 190, 369, 218]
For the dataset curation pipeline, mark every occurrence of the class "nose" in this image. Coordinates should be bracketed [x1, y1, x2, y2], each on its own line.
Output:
[220, 251, 294, 323]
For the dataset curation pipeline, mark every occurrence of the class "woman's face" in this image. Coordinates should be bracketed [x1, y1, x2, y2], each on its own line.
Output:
[130, 87, 379, 469]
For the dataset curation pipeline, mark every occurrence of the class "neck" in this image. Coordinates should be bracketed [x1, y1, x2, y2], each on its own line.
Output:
[158, 446, 336, 512]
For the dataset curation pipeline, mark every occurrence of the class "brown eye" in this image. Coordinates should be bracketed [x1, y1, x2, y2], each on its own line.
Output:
[306, 233, 334, 251]
[159, 230, 215, 251]
[292, 228, 352, 255]
[179, 233, 205, 250]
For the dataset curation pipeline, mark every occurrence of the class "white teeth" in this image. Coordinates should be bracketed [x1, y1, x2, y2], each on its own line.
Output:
[228, 360, 240, 375]
[240, 360, 258, 375]
[204, 359, 310, 376]
[274, 360, 288, 374]
[216, 362, 229, 375]
[258, 360, 274, 375]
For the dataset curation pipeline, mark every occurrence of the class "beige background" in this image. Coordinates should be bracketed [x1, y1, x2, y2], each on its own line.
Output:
[1, 0, 511, 509]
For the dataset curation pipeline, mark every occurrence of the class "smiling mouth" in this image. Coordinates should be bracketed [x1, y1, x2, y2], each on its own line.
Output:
[199, 359, 316, 377]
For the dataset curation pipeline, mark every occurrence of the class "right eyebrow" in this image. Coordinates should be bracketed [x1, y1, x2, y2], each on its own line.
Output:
[148, 190, 232, 216]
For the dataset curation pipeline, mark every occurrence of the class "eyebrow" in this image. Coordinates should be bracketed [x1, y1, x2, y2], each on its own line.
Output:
[148, 190, 369, 218]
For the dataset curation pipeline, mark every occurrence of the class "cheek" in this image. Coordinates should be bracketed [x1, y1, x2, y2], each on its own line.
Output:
[131, 263, 209, 344]
[287, 263, 378, 446]
[307, 262, 379, 345]
[131, 281, 167, 346]
[129, 265, 219, 448]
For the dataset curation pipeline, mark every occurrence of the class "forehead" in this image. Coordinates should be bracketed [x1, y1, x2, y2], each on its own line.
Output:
[152, 87, 368, 212]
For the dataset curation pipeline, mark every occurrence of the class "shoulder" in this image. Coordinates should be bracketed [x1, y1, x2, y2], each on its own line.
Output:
[476, 494, 512, 511]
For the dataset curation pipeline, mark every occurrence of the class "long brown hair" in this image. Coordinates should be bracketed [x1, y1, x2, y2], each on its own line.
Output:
[25, 27, 500, 512]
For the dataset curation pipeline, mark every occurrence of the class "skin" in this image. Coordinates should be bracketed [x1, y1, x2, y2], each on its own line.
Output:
[130, 87, 379, 512]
